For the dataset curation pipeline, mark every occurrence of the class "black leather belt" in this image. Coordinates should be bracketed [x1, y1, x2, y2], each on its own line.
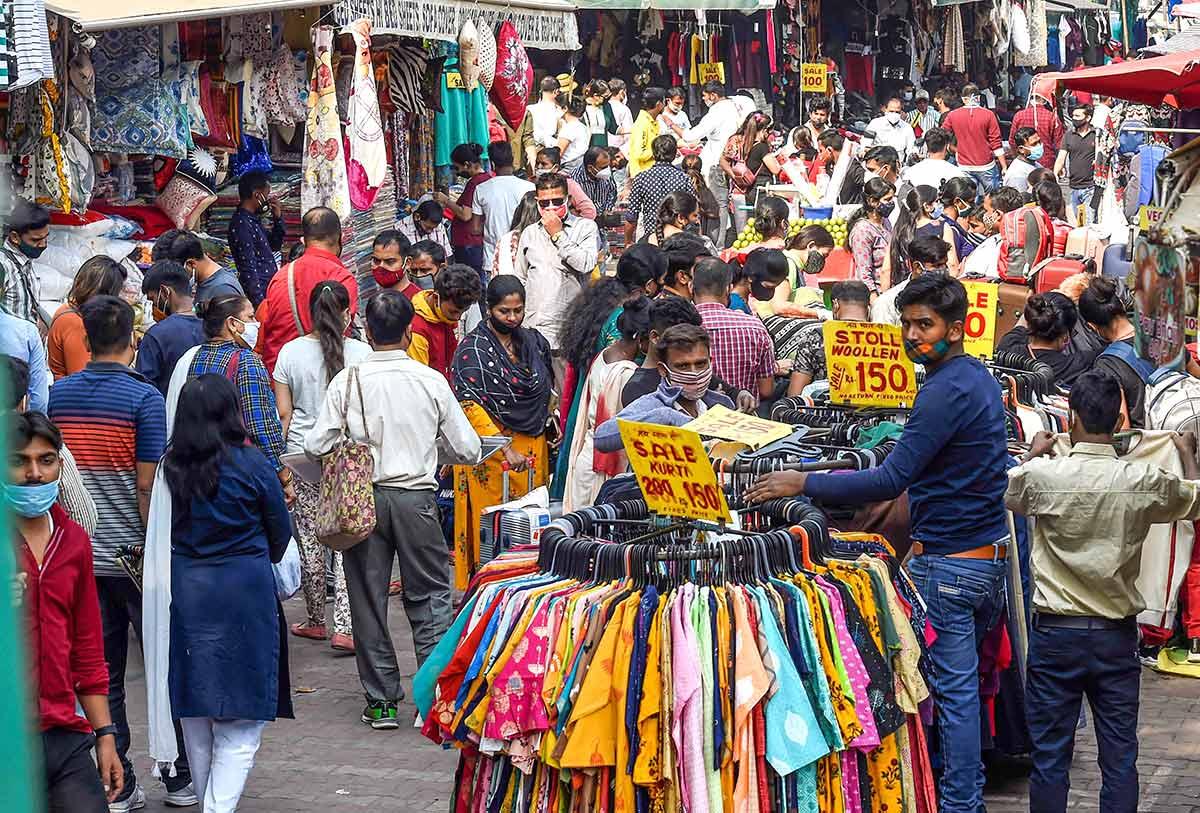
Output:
[1032, 613, 1136, 631]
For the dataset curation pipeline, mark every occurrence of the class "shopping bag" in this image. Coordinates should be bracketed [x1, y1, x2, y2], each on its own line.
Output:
[273, 537, 302, 601]
[315, 366, 377, 550]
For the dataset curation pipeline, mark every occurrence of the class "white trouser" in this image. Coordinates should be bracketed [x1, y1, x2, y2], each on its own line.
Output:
[180, 718, 268, 812]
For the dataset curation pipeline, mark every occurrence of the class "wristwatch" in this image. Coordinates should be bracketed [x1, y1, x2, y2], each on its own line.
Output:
[93, 724, 117, 739]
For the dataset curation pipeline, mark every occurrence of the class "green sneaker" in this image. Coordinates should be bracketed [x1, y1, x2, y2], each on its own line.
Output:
[361, 699, 399, 730]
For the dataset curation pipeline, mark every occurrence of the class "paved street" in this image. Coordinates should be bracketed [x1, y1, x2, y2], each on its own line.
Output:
[119, 595, 1200, 812]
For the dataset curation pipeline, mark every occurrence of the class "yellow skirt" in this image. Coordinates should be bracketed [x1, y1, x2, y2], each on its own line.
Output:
[453, 430, 549, 590]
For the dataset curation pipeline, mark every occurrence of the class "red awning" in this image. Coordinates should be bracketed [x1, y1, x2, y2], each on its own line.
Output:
[1056, 51, 1200, 108]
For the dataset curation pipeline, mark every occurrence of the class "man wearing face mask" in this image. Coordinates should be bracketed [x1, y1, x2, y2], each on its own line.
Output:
[1055, 104, 1099, 226]
[515, 174, 600, 390]
[405, 240, 447, 294]
[692, 257, 776, 401]
[534, 147, 598, 220]
[7, 410, 125, 812]
[871, 234, 950, 324]
[261, 206, 359, 376]
[570, 147, 618, 218]
[368, 230, 415, 299]
[942, 83, 1007, 198]
[749, 273, 1011, 813]
[682, 82, 752, 242]
[1004, 127, 1043, 194]
[0, 197, 51, 328]
[228, 171, 284, 306]
[902, 128, 968, 191]
[409, 263, 482, 380]
[136, 261, 205, 395]
[593, 323, 734, 453]
[162, 230, 245, 307]
[396, 200, 453, 258]
[48, 296, 200, 810]
[864, 97, 917, 164]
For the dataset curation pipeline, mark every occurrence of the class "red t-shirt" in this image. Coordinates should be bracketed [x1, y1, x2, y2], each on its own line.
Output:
[261, 246, 359, 375]
[21, 504, 109, 732]
[451, 172, 493, 249]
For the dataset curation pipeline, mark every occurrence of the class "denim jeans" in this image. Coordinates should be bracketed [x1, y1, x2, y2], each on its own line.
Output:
[43, 728, 108, 813]
[906, 552, 1008, 813]
[1026, 619, 1140, 813]
[96, 576, 191, 797]
[1070, 186, 1096, 225]
[966, 165, 1001, 201]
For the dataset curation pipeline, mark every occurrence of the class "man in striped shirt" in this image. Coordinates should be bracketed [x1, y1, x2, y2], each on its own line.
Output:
[48, 295, 195, 810]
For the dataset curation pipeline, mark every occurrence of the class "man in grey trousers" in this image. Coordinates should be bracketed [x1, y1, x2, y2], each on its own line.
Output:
[306, 290, 481, 729]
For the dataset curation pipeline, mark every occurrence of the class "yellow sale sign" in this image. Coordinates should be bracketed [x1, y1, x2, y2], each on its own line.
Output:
[801, 63, 828, 94]
[962, 280, 999, 358]
[618, 419, 731, 523]
[684, 404, 793, 450]
[823, 321, 917, 408]
[698, 62, 725, 84]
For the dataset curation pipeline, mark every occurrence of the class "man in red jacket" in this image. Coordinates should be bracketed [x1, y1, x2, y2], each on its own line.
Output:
[8, 411, 122, 810]
[943, 84, 1007, 201]
[260, 206, 359, 375]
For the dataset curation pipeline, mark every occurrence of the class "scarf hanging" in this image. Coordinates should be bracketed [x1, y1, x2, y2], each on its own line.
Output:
[302, 25, 351, 219]
[347, 18, 386, 210]
[452, 324, 553, 437]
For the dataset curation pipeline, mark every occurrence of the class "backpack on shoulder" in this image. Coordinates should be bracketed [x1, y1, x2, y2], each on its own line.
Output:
[1146, 368, 1200, 434]
[998, 206, 1054, 283]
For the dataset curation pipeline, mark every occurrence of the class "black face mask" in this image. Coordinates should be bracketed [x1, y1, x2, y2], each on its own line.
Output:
[804, 250, 826, 276]
[490, 316, 515, 335]
[750, 279, 774, 300]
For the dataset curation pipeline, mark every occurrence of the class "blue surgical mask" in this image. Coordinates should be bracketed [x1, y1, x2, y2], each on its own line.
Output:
[930, 202, 944, 220]
[414, 274, 437, 291]
[2, 480, 60, 518]
[1028, 144, 1044, 162]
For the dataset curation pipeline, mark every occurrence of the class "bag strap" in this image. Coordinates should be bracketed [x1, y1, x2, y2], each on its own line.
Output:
[341, 365, 371, 446]
[1100, 340, 1156, 385]
[285, 262, 305, 337]
[224, 348, 241, 383]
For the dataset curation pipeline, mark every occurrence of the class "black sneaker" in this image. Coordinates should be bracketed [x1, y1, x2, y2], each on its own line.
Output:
[1189, 638, 1200, 664]
[361, 699, 399, 730]
[1138, 644, 1161, 668]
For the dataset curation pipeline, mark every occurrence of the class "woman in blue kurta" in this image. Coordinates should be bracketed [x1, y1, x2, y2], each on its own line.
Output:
[164, 374, 293, 813]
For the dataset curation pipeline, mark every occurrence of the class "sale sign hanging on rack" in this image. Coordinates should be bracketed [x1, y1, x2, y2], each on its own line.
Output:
[962, 280, 999, 358]
[801, 63, 828, 94]
[618, 419, 731, 523]
[822, 321, 918, 408]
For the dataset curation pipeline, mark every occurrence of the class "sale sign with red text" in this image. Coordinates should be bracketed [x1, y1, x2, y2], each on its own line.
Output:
[617, 419, 731, 523]
[962, 280, 999, 358]
[822, 321, 918, 408]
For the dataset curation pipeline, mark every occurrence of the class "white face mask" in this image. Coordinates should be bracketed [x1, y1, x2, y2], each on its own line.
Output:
[885, 111, 902, 125]
[594, 167, 612, 180]
[235, 318, 260, 349]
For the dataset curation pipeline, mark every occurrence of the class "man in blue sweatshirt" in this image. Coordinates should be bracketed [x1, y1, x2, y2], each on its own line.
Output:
[747, 273, 1011, 813]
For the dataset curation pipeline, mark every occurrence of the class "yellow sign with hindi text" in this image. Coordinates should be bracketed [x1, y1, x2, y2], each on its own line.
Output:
[962, 280, 999, 358]
[823, 321, 917, 408]
[801, 63, 828, 94]
[618, 419, 731, 523]
[684, 404, 793, 450]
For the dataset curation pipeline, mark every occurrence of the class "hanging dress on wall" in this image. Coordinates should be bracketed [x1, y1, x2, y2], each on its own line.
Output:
[302, 25, 350, 219]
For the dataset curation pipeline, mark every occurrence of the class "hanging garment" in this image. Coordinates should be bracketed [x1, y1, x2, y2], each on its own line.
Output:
[346, 19, 386, 210]
[302, 26, 350, 220]
[11, 0, 57, 89]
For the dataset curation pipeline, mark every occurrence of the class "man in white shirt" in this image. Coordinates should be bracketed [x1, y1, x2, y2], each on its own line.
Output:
[607, 78, 634, 151]
[470, 141, 534, 278]
[682, 81, 753, 246]
[1003, 126, 1042, 194]
[864, 96, 917, 164]
[525, 76, 563, 170]
[514, 174, 600, 387]
[902, 127, 968, 190]
[305, 290, 481, 730]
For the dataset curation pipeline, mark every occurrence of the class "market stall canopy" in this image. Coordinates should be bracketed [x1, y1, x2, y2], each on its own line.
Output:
[46, 0, 326, 30]
[333, 0, 580, 50]
[572, 0, 772, 10]
[1056, 50, 1200, 108]
[1142, 30, 1200, 56]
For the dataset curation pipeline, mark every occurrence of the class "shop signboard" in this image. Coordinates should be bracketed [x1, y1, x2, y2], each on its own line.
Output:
[1132, 237, 1188, 371]
[684, 404, 793, 450]
[962, 280, 999, 358]
[801, 63, 827, 94]
[618, 419, 731, 523]
[822, 321, 918, 408]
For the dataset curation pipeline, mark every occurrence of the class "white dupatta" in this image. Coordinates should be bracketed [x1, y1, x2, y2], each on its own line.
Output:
[143, 345, 200, 773]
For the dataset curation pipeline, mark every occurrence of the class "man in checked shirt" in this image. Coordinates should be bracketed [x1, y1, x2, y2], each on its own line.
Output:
[690, 256, 775, 405]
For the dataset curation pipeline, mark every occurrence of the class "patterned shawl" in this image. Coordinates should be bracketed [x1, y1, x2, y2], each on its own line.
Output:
[452, 322, 553, 436]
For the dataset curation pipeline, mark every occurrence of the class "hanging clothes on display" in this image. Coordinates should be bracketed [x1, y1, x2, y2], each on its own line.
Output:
[302, 25, 350, 220]
[434, 55, 490, 168]
[346, 18, 386, 211]
[414, 499, 936, 813]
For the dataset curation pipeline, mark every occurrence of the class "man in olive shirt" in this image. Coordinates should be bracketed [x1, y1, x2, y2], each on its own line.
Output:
[1006, 370, 1200, 813]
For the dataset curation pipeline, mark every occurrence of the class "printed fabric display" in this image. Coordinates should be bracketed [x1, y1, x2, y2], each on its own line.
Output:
[302, 25, 350, 220]
[346, 18, 386, 210]
[414, 503, 937, 813]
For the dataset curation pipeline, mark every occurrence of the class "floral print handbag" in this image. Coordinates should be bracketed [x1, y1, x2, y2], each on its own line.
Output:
[315, 366, 377, 550]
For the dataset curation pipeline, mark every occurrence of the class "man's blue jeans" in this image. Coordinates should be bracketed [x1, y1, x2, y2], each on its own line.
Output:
[1070, 186, 1096, 225]
[966, 165, 1001, 201]
[907, 552, 1008, 813]
[1026, 618, 1140, 813]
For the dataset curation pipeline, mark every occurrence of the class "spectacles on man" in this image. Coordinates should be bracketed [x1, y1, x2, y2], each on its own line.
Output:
[537, 198, 567, 208]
